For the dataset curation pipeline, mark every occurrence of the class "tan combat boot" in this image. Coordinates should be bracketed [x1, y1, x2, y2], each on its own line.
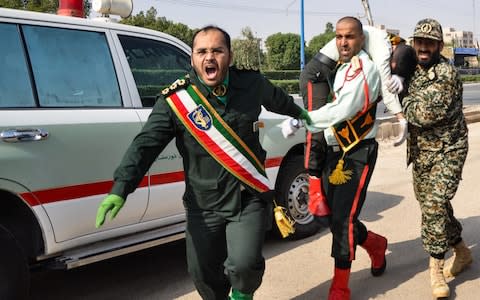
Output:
[444, 240, 473, 278]
[430, 257, 450, 299]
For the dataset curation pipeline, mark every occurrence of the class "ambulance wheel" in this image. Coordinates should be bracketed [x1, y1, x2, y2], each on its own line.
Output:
[0, 224, 30, 300]
[275, 155, 322, 240]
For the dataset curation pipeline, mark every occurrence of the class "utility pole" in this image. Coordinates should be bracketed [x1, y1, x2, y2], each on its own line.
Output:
[360, 0, 374, 26]
[300, 0, 305, 70]
[473, 0, 477, 48]
[286, 0, 305, 70]
[256, 36, 262, 69]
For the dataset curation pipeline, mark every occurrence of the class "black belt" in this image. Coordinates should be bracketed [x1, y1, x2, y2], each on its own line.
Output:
[327, 138, 376, 153]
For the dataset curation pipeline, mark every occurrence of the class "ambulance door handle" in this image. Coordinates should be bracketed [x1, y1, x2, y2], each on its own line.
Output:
[0, 128, 49, 143]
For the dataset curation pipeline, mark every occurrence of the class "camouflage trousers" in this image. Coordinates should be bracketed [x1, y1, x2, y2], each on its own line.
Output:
[412, 147, 468, 255]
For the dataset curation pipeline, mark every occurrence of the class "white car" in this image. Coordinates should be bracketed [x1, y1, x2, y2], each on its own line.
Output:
[0, 5, 319, 298]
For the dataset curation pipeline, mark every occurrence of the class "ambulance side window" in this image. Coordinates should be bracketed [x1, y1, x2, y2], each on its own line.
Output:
[23, 25, 122, 107]
[0, 23, 36, 108]
[118, 35, 191, 107]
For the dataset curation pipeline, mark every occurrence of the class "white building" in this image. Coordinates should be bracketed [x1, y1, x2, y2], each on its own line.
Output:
[375, 24, 477, 49]
[374, 24, 399, 37]
[441, 27, 475, 48]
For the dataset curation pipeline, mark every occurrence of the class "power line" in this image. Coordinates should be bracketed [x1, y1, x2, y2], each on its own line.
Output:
[157, 0, 353, 16]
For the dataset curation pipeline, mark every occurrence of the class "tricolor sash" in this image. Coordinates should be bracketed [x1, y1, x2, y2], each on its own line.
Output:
[165, 82, 271, 193]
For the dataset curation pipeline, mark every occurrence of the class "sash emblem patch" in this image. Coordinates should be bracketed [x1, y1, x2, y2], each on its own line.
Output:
[188, 104, 212, 131]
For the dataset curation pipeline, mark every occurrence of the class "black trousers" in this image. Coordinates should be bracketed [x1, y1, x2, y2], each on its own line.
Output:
[185, 192, 267, 300]
[303, 81, 330, 177]
[321, 139, 378, 262]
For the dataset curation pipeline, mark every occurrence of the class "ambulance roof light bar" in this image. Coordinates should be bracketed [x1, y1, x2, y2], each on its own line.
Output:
[57, 0, 85, 18]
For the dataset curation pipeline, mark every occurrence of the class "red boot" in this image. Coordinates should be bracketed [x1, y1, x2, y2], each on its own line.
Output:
[328, 267, 351, 300]
[360, 231, 387, 276]
[308, 176, 331, 216]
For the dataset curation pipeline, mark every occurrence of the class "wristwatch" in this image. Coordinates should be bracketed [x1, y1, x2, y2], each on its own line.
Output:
[290, 118, 301, 128]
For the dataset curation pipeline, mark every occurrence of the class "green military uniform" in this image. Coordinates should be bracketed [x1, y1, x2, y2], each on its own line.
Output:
[110, 66, 303, 299]
[402, 56, 468, 255]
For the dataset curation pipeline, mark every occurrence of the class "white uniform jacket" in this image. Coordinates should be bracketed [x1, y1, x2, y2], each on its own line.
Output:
[305, 50, 381, 146]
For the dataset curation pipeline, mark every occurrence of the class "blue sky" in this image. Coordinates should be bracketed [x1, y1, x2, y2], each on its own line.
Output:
[129, 0, 478, 44]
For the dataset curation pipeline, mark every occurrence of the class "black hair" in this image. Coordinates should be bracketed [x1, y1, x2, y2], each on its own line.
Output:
[336, 16, 364, 34]
[391, 44, 417, 82]
[192, 25, 231, 51]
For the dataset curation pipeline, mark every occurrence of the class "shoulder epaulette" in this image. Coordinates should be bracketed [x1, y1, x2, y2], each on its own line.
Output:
[161, 74, 190, 97]
[234, 64, 260, 72]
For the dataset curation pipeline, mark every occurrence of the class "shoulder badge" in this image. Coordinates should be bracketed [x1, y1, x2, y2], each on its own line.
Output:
[234, 64, 259, 72]
[161, 74, 190, 97]
[350, 56, 362, 71]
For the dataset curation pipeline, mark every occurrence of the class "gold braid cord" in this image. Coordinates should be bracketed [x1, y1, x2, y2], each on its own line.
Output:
[273, 200, 295, 238]
[328, 156, 353, 185]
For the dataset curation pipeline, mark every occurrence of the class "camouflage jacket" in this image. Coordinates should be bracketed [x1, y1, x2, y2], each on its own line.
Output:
[402, 57, 468, 165]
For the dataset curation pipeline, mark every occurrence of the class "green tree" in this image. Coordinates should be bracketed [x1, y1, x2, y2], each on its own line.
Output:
[305, 22, 336, 61]
[0, 0, 91, 16]
[265, 32, 301, 70]
[120, 7, 195, 47]
[231, 27, 263, 70]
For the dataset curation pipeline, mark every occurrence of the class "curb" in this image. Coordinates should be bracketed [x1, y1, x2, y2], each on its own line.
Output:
[376, 107, 480, 141]
[376, 117, 401, 141]
[465, 110, 480, 124]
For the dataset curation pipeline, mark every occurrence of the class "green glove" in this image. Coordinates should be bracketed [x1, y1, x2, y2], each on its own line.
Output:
[298, 109, 312, 125]
[95, 194, 125, 228]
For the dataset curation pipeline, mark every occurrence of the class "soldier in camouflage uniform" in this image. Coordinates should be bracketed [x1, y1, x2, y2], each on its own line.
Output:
[402, 18, 473, 299]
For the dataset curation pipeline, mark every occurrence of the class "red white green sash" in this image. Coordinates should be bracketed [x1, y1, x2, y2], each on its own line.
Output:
[165, 84, 271, 193]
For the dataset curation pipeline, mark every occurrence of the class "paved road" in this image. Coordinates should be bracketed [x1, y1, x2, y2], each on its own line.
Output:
[250, 122, 480, 300]
[256, 122, 480, 300]
[30, 123, 480, 300]
[462, 82, 480, 106]
[377, 82, 480, 119]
